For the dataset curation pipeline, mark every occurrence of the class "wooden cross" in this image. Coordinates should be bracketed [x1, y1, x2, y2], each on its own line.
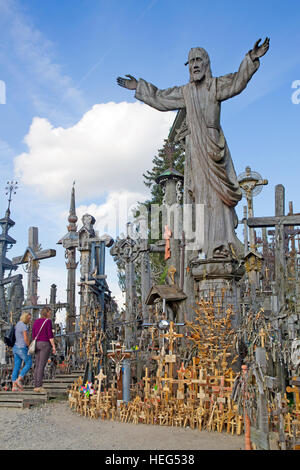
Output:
[161, 321, 183, 355]
[286, 384, 300, 412]
[110, 231, 148, 345]
[238, 166, 268, 250]
[247, 185, 300, 312]
[12, 227, 56, 319]
[107, 341, 131, 400]
[95, 368, 107, 406]
[211, 376, 232, 412]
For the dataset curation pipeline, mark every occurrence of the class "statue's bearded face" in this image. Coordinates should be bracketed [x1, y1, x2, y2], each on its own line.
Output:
[186, 48, 211, 83]
[189, 55, 206, 82]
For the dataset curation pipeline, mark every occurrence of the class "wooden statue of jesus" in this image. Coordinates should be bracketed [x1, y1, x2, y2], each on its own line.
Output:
[117, 38, 269, 260]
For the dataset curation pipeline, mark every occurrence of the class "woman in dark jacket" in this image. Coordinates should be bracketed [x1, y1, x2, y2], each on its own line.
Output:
[32, 307, 56, 393]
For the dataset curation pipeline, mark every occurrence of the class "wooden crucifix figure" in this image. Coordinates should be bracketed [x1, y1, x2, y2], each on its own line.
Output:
[107, 341, 131, 401]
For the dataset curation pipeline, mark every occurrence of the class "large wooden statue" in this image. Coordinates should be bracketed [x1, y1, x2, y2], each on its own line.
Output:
[117, 39, 269, 263]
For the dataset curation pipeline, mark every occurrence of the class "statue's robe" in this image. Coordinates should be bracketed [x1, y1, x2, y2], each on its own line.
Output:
[135, 53, 259, 259]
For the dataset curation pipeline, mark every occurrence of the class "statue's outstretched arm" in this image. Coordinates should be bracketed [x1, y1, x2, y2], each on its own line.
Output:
[117, 74, 185, 111]
[117, 74, 137, 90]
[217, 37, 270, 102]
[249, 37, 270, 62]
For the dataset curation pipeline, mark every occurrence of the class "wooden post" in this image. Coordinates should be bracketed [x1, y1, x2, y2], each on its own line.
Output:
[243, 206, 249, 256]
[275, 185, 286, 313]
[140, 250, 151, 322]
[255, 347, 270, 450]
[242, 365, 252, 450]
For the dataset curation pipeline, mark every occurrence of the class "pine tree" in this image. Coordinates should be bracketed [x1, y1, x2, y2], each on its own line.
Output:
[142, 138, 185, 208]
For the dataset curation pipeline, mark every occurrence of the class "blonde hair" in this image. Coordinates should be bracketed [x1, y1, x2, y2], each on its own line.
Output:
[40, 307, 51, 318]
[20, 312, 31, 324]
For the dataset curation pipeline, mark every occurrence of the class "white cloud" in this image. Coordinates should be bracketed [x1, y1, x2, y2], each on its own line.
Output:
[73, 190, 148, 239]
[14, 101, 175, 201]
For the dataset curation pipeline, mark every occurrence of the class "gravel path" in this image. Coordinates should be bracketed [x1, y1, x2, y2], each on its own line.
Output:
[0, 400, 244, 450]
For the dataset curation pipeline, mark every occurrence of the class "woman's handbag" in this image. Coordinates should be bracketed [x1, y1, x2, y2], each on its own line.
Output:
[28, 319, 49, 355]
[4, 324, 16, 347]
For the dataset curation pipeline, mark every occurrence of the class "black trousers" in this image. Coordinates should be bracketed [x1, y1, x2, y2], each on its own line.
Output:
[34, 341, 51, 387]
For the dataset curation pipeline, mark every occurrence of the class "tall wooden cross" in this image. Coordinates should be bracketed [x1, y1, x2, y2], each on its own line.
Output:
[247, 184, 300, 313]
[110, 225, 149, 346]
[12, 227, 56, 319]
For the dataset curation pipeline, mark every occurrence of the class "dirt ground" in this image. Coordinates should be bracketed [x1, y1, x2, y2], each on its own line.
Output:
[0, 399, 245, 450]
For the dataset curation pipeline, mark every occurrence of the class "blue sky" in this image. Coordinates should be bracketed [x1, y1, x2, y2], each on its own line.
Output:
[0, 0, 299, 317]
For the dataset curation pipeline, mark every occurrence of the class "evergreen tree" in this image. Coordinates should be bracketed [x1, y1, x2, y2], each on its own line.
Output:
[142, 138, 185, 208]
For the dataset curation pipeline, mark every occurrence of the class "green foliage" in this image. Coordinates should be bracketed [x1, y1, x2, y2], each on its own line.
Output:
[118, 137, 186, 293]
[159, 265, 169, 284]
[142, 138, 185, 208]
[142, 138, 185, 284]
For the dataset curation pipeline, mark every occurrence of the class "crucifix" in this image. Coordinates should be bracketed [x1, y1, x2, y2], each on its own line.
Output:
[12, 226, 56, 319]
[107, 341, 131, 401]
[238, 166, 268, 251]
[247, 184, 300, 314]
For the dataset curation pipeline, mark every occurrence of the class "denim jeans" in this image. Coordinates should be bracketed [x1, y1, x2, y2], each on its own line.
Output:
[12, 345, 32, 382]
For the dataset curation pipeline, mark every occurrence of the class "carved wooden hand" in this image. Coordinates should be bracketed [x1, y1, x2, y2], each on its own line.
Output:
[250, 37, 270, 61]
[117, 74, 138, 90]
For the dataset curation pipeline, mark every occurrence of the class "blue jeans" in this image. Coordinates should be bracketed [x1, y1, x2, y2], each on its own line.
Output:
[12, 345, 32, 382]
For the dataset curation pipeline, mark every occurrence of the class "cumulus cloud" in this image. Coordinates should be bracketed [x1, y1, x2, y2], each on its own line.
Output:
[72, 190, 148, 240]
[14, 101, 175, 201]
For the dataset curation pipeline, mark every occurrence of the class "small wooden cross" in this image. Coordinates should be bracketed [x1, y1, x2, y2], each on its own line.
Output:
[161, 321, 183, 355]
[95, 368, 107, 406]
